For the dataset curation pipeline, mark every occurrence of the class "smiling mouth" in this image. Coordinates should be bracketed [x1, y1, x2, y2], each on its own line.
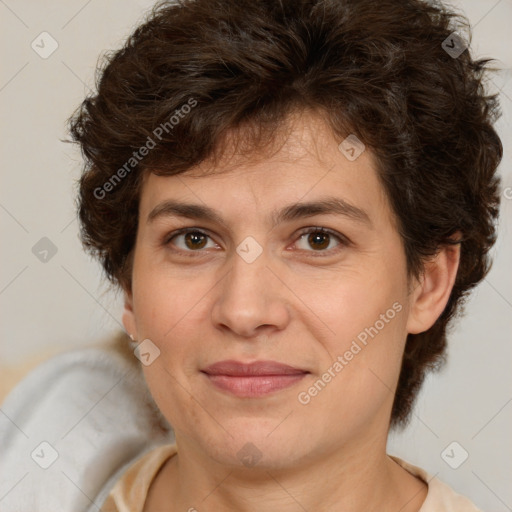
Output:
[202, 373, 308, 397]
[201, 359, 310, 397]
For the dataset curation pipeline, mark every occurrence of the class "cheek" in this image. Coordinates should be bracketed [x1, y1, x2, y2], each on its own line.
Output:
[312, 267, 407, 346]
[142, 362, 204, 437]
[305, 272, 408, 411]
[131, 259, 203, 339]
[131, 266, 216, 409]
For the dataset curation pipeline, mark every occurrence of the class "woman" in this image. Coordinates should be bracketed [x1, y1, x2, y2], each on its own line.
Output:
[2, 0, 503, 510]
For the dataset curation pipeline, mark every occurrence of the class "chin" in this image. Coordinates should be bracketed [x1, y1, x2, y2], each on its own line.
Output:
[196, 426, 304, 469]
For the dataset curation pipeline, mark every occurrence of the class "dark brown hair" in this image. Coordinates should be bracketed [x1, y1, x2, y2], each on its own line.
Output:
[67, 0, 503, 428]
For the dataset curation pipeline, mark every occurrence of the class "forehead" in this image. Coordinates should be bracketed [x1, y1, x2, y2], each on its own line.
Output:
[139, 110, 395, 230]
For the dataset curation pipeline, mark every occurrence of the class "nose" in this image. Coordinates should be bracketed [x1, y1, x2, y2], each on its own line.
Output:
[211, 244, 290, 340]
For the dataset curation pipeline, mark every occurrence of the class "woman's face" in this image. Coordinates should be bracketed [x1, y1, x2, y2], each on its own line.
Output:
[123, 111, 420, 469]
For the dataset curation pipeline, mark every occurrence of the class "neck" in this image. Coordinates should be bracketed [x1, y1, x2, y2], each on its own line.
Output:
[146, 428, 427, 512]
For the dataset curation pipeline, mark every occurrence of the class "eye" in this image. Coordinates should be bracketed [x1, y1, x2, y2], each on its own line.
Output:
[293, 227, 347, 255]
[163, 226, 348, 256]
[164, 228, 218, 253]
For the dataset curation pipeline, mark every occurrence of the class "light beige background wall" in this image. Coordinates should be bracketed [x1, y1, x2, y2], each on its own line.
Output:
[1, 0, 511, 509]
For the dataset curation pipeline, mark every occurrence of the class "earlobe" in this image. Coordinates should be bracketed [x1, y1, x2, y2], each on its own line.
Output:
[406, 242, 461, 335]
[122, 290, 138, 341]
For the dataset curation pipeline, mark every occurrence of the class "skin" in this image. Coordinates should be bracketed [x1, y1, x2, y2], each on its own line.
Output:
[122, 109, 460, 512]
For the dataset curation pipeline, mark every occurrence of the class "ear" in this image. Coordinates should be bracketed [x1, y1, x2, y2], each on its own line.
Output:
[122, 288, 138, 341]
[406, 241, 461, 335]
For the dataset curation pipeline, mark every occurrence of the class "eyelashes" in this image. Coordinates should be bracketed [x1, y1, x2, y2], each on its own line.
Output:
[162, 226, 350, 257]
[293, 227, 347, 254]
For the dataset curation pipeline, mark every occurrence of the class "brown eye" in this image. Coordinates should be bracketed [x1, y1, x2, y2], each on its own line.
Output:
[306, 231, 331, 250]
[294, 227, 346, 254]
[183, 231, 208, 250]
[166, 229, 216, 252]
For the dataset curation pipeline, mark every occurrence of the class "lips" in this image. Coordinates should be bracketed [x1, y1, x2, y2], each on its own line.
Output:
[201, 360, 309, 398]
[201, 360, 309, 376]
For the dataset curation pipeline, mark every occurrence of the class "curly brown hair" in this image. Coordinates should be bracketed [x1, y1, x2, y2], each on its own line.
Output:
[66, 0, 503, 428]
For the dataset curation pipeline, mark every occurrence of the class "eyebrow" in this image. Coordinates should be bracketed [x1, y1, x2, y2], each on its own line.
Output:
[147, 196, 372, 229]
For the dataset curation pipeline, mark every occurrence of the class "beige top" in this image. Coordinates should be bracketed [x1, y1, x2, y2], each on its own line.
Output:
[100, 444, 482, 511]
